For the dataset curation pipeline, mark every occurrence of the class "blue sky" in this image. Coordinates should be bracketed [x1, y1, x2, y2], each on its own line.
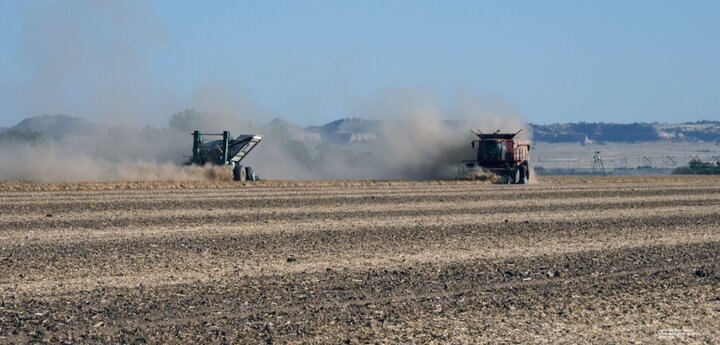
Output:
[1, 0, 719, 126]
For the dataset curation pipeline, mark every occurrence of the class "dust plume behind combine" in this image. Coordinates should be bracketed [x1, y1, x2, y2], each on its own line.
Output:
[372, 90, 530, 180]
[256, 89, 530, 181]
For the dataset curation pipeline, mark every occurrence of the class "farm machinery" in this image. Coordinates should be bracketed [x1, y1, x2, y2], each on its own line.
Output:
[186, 130, 262, 181]
[459, 129, 531, 184]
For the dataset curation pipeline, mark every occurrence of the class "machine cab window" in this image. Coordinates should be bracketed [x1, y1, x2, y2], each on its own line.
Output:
[479, 140, 507, 161]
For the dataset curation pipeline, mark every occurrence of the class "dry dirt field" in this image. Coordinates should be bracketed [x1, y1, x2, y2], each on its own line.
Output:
[1, 176, 719, 343]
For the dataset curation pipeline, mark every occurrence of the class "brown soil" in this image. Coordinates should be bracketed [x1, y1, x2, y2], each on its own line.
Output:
[1, 176, 719, 343]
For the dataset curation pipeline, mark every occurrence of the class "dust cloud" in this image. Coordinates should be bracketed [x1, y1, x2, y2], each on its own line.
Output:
[1, 1, 248, 182]
[3, 2, 530, 183]
[0, 94, 530, 182]
[247, 89, 530, 180]
[0, 117, 234, 183]
[17, 0, 174, 126]
[0, 147, 231, 183]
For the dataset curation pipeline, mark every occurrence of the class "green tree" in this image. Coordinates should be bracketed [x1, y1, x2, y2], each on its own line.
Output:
[0, 128, 47, 143]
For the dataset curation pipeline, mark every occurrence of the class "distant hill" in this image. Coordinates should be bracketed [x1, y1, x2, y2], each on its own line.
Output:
[7, 114, 720, 145]
[306, 117, 381, 144]
[655, 121, 720, 142]
[13, 114, 102, 139]
[261, 118, 321, 142]
[529, 121, 720, 144]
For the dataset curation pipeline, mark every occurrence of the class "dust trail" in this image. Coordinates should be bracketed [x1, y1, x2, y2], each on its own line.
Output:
[0, 144, 231, 183]
[0, 89, 530, 182]
[0, 111, 237, 183]
[248, 89, 531, 180]
[377, 90, 530, 180]
[6, 0, 531, 182]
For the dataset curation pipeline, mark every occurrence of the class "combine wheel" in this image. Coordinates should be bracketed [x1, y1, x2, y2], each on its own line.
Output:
[525, 165, 530, 181]
[502, 171, 511, 184]
[510, 169, 520, 184]
[518, 165, 527, 184]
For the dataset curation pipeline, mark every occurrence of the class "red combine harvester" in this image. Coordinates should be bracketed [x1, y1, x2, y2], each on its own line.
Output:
[460, 129, 531, 184]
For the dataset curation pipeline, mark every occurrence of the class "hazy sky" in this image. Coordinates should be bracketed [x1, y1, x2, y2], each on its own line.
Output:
[1, 0, 718, 127]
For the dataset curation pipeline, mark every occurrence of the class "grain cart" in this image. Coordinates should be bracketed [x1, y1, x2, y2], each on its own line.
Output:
[460, 129, 530, 184]
[186, 130, 262, 181]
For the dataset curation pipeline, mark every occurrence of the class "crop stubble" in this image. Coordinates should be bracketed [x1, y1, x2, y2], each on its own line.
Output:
[1, 176, 719, 343]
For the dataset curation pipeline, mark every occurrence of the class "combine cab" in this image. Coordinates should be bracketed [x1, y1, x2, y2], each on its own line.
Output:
[186, 130, 262, 181]
[460, 129, 530, 184]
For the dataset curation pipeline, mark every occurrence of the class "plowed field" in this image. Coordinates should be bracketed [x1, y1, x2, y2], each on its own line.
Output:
[1, 176, 719, 343]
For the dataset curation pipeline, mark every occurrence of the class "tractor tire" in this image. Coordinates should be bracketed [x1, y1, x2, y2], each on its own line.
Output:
[233, 164, 246, 181]
[245, 166, 256, 181]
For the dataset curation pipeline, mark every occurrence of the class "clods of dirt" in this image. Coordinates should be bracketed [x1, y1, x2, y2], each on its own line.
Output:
[694, 267, 708, 279]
